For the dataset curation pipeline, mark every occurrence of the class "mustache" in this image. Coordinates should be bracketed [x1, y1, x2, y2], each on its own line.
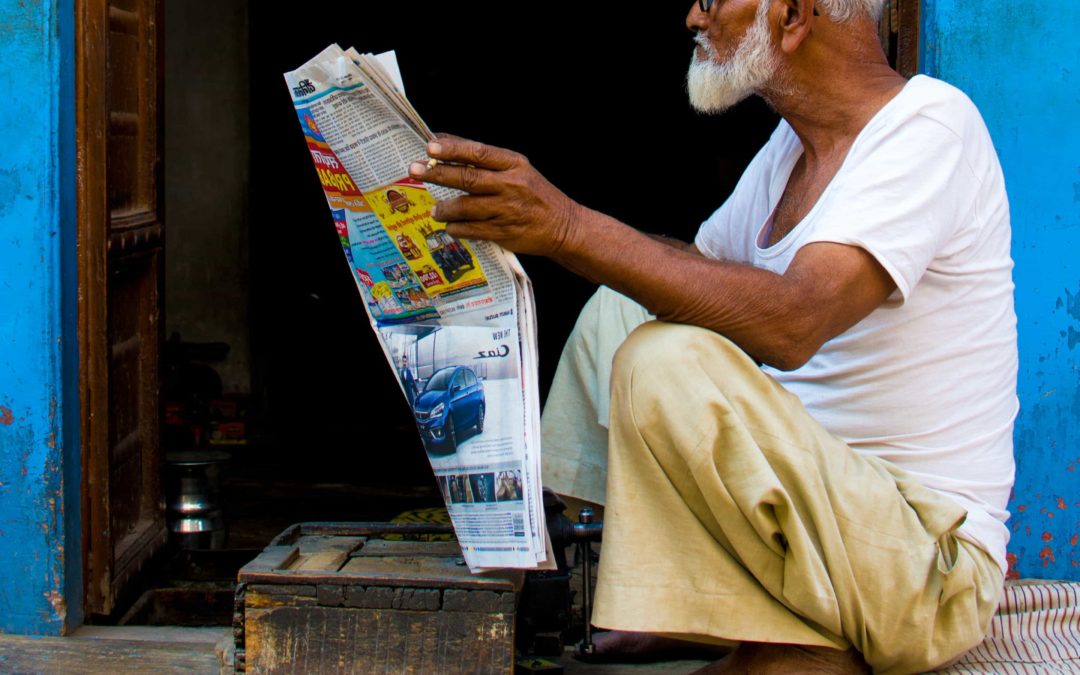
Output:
[692, 32, 716, 59]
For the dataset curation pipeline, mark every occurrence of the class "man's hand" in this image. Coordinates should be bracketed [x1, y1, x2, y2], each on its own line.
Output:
[408, 136, 581, 258]
[407, 135, 896, 371]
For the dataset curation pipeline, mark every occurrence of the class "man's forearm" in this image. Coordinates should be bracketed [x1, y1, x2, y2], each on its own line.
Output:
[552, 205, 814, 370]
[645, 233, 696, 252]
[409, 137, 894, 368]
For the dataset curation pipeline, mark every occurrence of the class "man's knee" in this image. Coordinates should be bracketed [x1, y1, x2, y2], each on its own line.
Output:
[609, 322, 775, 462]
[609, 322, 756, 439]
[611, 321, 749, 390]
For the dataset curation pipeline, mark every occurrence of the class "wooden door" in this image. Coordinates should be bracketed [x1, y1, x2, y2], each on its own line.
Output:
[881, 0, 921, 77]
[77, 0, 167, 616]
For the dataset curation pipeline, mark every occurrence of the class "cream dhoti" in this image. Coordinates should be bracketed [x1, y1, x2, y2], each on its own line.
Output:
[540, 287, 1003, 675]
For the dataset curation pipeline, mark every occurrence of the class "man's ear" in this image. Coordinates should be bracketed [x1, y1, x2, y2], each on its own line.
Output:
[777, 0, 815, 54]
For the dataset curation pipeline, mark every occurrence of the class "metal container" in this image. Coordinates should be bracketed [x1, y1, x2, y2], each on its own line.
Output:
[165, 450, 230, 549]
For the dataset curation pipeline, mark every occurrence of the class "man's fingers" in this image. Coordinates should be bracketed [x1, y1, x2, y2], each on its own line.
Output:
[409, 161, 500, 194]
[430, 195, 503, 223]
[445, 221, 506, 243]
[443, 222, 481, 240]
[427, 137, 522, 171]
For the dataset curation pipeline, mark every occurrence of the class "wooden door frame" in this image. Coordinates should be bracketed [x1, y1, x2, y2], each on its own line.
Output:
[898, 0, 921, 78]
[75, 0, 110, 617]
[888, 0, 922, 78]
[76, 0, 168, 617]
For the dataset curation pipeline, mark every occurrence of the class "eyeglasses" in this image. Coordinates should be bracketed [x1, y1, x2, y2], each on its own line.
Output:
[698, 0, 819, 14]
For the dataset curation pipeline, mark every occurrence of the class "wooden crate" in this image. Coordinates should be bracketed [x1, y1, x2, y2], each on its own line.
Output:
[233, 522, 521, 674]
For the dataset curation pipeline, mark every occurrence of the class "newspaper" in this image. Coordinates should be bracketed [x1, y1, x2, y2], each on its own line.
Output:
[285, 45, 552, 571]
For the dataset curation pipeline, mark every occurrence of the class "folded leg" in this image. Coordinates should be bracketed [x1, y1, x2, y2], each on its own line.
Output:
[592, 320, 1003, 674]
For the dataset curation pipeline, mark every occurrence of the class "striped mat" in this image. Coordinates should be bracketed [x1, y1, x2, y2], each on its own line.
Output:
[933, 580, 1080, 673]
[385, 506, 455, 541]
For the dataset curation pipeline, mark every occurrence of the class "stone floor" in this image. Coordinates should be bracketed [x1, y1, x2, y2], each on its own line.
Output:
[0, 629, 710, 675]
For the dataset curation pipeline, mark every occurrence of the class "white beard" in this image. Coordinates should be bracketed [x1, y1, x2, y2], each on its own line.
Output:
[686, 4, 781, 113]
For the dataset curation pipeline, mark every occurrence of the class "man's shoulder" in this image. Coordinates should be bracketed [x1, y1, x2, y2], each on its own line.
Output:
[889, 75, 988, 141]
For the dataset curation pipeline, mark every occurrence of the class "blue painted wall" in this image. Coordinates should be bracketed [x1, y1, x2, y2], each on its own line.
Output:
[0, 0, 82, 634]
[922, 1, 1080, 579]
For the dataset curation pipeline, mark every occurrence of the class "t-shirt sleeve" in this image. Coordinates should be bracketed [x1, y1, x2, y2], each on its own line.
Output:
[805, 113, 979, 301]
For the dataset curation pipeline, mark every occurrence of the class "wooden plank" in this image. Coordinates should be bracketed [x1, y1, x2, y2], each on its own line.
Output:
[242, 545, 298, 573]
[267, 523, 301, 547]
[239, 554, 521, 591]
[289, 550, 350, 572]
[337, 552, 475, 581]
[442, 589, 515, 613]
[354, 539, 461, 557]
[296, 534, 364, 554]
[246, 591, 318, 610]
[342, 587, 440, 610]
[244, 605, 514, 674]
[248, 584, 316, 597]
[284, 534, 364, 571]
[292, 521, 453, 539]
[316, 584, 344, 606]
[239, 568, 513, 591]
[0, 634, 221, 674]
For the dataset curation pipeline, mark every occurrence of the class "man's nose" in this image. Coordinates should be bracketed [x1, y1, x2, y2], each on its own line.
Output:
[687, 1, 709, 32]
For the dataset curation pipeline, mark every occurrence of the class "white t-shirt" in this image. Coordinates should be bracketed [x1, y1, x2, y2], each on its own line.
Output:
[694, 75, 1018, 574]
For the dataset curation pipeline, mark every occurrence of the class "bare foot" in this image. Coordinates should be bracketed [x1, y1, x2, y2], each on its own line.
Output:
[691, 642, 870, 674]
[579, 630, 731, 663]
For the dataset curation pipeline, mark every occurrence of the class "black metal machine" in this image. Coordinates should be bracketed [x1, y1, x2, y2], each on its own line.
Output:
[516, 491, 604, 661]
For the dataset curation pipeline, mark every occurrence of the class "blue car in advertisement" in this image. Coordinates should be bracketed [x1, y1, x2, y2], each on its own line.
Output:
[414, 365, 485, 454]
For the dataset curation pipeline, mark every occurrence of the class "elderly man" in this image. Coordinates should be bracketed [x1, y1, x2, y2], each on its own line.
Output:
[409, 0, 1016, 672]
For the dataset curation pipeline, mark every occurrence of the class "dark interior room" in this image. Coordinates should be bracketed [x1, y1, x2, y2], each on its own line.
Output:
[132, 0, 776, 625]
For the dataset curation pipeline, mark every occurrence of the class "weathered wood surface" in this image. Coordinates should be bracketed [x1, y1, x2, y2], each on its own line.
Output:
[238, 567, 515, 591]
[241, 545, 298, 573]
[286, 535, 364, 571]
[239, 524, 516, 589]
[268, 522, 452, 547]
[354, 539, 461, 557]
[240, 549, 516, 592]
[236, 525, 526, 673]
[244, 586, 514, 613]
[338, 551, 470, 578]
[0, 633, 224, 674]
[289, 550, 349, 572]
[244, 604, 514, 674]
[296, 535, 364, 555]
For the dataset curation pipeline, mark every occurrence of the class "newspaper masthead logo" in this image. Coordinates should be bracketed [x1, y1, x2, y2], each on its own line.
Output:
[293, 79, 317, 97]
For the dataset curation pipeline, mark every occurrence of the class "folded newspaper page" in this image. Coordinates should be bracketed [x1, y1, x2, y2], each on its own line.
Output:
[285, 45, 552, 571]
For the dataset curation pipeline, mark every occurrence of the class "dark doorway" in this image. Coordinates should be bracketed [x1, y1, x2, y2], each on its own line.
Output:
[245, 4, 779, 484]
[96, 0, 917, 628]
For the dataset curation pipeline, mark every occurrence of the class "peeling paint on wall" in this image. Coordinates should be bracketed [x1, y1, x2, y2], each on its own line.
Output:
[0, 0, 80, 635]
[923, 1, 1080, 580]
[1065, 287, 1080, 322]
